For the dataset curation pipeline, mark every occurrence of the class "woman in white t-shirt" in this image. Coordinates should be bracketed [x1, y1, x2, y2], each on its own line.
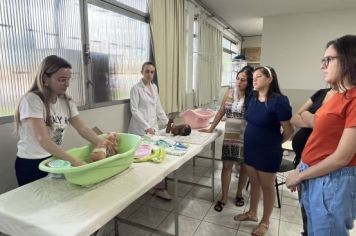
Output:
[14, 55, 115, 186]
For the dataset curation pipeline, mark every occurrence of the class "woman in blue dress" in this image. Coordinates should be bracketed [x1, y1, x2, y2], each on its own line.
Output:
[234, 66, 294, 236]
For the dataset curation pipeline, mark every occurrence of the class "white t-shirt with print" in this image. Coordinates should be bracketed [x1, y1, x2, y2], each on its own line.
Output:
[17, 92, 79, 159]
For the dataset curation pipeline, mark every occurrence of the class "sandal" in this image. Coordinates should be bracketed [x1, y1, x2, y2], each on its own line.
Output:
[252, 222, 269, 236]
[233, 211, 258, 222]
[235, 195, 245, 207]
[214, 201, 225, 212]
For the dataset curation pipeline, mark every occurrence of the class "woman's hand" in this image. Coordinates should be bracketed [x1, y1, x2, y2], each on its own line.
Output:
[97, 139, 117, 156]
[199, 128, 212, 133]
[145, 128, 155, 135]
[286, 169, 302, 191]
[71, 159, 86, 167]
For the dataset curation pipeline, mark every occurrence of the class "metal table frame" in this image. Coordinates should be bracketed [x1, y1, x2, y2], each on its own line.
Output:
[112, 141, 217, 236]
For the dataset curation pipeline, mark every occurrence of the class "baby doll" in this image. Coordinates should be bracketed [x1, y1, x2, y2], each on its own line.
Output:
[90, 132, 119, 162]
[166, 118, 191, 136]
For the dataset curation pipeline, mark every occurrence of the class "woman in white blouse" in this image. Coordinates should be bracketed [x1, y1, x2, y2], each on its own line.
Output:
[128, 62, 171, 200]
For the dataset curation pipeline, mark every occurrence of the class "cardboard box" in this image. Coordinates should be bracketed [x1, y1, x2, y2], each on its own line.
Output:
[244, 47, 261, 62]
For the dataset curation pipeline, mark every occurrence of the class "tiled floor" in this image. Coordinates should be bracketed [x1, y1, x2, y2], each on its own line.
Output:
[99, 137, 356, 236]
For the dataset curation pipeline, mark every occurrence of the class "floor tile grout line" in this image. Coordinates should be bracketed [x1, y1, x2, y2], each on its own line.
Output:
[192, 219, 204, 236]
[153, 207, 172, 233]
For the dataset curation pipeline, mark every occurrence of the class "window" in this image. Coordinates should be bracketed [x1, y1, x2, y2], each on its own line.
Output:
[192, 19, 198, 91]
[221, 37, 241, 87]
[0, 0, 150, 121]
[87, 4, 150, 103]
[0, 0, 84, 118]
[112, 0, 148, 13]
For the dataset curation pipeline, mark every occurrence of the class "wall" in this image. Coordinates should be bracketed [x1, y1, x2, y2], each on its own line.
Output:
[0, 103, 131, 194]
[261, 8, 356, 111]
[242, 35, 262, 49]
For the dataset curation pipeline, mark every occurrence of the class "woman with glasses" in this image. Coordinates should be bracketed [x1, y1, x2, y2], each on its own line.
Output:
[14, 55, 116, 186]
[128, 61, 172, 200]
[290, 86, 332, 236]
[286, 35, 356, 236]
[234, 66, 294, 236]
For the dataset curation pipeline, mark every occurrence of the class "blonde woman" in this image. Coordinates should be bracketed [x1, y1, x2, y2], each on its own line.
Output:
[15, 55, 115, 186]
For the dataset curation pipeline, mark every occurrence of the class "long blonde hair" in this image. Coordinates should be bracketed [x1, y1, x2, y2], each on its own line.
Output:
[15, 55, 73, 133]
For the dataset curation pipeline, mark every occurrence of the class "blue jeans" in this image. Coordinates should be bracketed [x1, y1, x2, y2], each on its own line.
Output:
[299, 162, 356, 236]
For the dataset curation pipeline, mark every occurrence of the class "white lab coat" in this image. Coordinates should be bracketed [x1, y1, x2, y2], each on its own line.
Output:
[128, 79, 169, 136]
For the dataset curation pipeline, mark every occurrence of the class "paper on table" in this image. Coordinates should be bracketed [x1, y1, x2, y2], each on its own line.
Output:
[173, 130, 212, 145]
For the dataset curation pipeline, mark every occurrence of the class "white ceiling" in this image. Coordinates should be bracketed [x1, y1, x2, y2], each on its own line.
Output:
[199, 0, 356, 36]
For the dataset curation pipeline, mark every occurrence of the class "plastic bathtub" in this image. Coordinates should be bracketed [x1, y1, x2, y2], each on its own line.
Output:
[39, 133, 141, 186]
[180, 108, 215, 129]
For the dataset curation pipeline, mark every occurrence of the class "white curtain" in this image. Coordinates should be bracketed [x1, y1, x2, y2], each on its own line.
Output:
[195, 18, 223, 106]
[149, 0, 186, 113]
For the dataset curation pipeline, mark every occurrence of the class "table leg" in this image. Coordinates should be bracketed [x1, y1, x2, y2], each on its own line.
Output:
[173, 171, 179, 236]
[114, 217, 119, 236]
[211, 141, 215, 202]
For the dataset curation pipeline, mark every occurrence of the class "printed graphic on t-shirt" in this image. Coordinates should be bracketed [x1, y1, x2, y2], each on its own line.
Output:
[226, 102, 245, 119]
[50, 114, 70, 125]
[225, 90, 245, 119]
[50, 114, 70, 146]
[53, 127, 65, 145]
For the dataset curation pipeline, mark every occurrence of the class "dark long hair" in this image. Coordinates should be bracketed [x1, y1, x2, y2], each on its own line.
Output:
[254, 66, 282, 100]
[237, 65, 254, 106]
[326, 35, 356, 92]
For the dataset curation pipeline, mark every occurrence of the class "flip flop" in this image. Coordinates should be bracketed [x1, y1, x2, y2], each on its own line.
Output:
[214, 201, 225, 212]
[252, 222, 269, 236]
[233, 211, 258, 222]
[235, 195, 245, 207]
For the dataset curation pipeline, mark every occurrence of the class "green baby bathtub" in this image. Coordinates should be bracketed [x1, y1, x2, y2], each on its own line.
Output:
[39, 133, 141, 186]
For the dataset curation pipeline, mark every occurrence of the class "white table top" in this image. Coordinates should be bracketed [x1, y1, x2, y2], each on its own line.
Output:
[0, 128, 223, 236]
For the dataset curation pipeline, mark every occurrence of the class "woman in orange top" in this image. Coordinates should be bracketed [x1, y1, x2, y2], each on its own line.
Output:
[286, 35, 356, 236]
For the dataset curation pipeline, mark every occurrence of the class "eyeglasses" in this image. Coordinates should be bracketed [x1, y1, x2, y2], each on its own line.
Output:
[321, 56, 338, 68]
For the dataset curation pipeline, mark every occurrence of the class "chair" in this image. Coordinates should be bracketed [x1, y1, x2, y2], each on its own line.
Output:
[274, 158, 295, 208]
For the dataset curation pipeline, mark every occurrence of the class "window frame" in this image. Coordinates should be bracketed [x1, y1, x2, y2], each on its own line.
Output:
[221, 36, 239, 87]
[0, 0, 151, 124]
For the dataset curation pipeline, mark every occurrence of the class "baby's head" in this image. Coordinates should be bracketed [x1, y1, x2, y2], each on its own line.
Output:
[180, 124, 191, 136]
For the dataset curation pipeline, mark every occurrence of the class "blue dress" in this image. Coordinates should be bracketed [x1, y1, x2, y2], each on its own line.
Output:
[243, 94, 292, 173]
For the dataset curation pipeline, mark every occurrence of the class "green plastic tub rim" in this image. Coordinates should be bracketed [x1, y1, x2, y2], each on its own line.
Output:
[39, 133, 141, 174]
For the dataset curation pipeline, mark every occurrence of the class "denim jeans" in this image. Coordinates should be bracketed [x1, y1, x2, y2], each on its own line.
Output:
[299, 162, 356, 236]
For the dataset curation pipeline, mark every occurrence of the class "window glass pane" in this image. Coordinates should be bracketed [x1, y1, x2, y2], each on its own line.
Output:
[231, 43, 238, 54]
[222, 37, 230, 50]
[112, 0, 148, 13]
[192, 20, 199, 91]
[88, 4, 150, 102]
[0, 0, 84, 117]
[221, 51, 233, 86]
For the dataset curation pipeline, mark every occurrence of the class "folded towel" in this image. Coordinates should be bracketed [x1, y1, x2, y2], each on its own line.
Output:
[156, 138, 176, 148]
[134, 144, 152, 158]
[166, 147, 187, 156]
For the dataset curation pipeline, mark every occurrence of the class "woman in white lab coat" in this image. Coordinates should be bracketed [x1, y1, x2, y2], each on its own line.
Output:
[128, 62, 171, 200]
[128, 62, 168, 136]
